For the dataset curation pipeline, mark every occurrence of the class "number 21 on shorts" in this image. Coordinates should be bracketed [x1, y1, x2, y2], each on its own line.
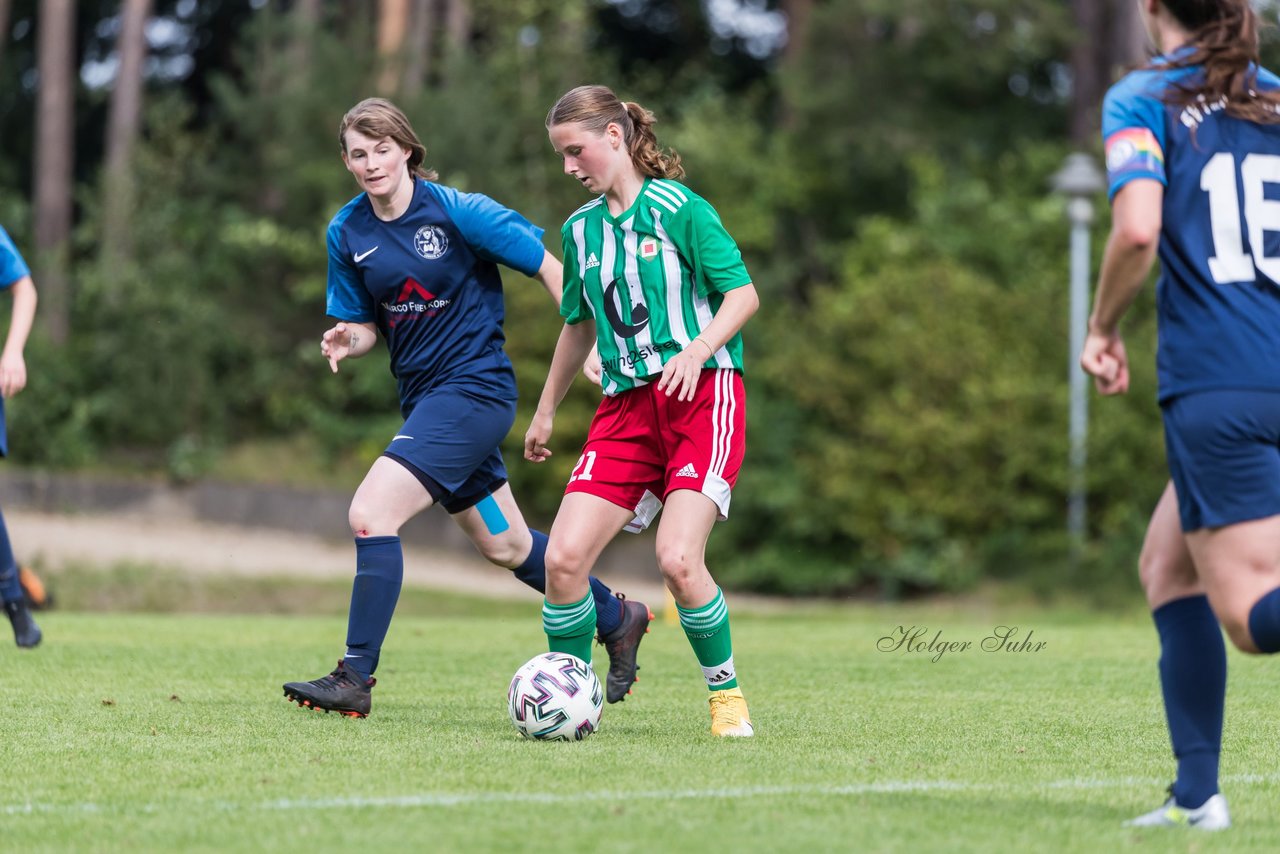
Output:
[569, 451, 597, 482]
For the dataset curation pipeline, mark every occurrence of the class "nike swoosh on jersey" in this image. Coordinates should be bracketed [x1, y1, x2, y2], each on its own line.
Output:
[392, 434, 414, 441]
[353, 246, 379, 263]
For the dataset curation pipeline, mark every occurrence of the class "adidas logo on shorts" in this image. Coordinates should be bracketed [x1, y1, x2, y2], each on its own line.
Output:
[675, 463, 698, 478]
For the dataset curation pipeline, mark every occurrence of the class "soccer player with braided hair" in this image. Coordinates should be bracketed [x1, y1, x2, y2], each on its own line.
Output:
[1081, 0, 1280, 829]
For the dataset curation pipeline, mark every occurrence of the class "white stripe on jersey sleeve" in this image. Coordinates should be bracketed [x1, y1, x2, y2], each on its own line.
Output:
[570, 218, 595, 318]
[644, 189, 679, 214]
[650, 179, 689, 204]
[646, 182, 685, 212]
[570, 196, 605, 218]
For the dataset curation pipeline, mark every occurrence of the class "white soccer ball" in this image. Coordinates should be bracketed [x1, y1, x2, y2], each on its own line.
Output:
[507, 652, 604, 741]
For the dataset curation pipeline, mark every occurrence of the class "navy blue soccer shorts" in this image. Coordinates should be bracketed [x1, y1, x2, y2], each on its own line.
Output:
[382, 384, 516, 514]
[1162, 389, 1280, 532]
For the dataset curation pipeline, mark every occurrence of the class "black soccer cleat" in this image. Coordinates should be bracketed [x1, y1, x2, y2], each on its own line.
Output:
[5, 598, 42, 648]
[283, 660, 374, 718]
[598, 594, 653, 704]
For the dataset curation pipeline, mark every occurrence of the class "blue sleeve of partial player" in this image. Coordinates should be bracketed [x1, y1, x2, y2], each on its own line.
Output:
[1101, 73, 1168, 201]
[325, 208, 375, 322]
[0, 226, 31, 289]
[425, 183, 547, 277]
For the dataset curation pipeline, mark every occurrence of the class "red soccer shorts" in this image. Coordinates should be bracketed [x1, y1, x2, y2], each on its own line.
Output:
[564, 368, 746, 532]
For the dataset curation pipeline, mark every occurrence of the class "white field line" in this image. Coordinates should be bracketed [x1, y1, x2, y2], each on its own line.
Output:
[5, 773, 1280, 817]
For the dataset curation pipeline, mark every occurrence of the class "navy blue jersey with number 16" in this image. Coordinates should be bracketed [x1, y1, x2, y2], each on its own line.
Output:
[1103, 57, 1280, 403]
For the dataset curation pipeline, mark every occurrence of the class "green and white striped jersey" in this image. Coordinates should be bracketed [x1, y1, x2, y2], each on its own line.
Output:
[560, 178, 752, 395]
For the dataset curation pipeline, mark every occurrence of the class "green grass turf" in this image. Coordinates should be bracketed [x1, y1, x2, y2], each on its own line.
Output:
[4, 594, 1280, 852]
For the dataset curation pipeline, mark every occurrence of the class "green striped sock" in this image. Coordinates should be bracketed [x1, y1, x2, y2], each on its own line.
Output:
[543, 593, 597, 663]
[678, 587, 738, 691]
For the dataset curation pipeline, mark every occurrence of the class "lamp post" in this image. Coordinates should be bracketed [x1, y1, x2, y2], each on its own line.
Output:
[1051, 152, 1105, 567]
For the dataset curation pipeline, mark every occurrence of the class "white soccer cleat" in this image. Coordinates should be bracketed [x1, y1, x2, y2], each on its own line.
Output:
[1124, 792, 1230, 831]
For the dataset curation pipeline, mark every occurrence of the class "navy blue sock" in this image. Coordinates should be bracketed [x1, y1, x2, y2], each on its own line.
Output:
[1153, 595, 1225, 810]
[591, 578, 623, 635]
[1246, 586, 1280, 653]
[343, 536, 403, 680]
[512, 529, 623, 635]
[0, 508, 22, 604]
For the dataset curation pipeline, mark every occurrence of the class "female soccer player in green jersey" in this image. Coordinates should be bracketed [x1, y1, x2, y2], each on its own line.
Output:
[524, 85, 760, 736]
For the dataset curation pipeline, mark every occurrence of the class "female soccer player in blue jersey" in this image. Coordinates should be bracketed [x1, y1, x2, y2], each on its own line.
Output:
[0, 225, 40, 648]
[282, 98, 650, 717]
[524, 86, 760, 737]
[1080, 0, 1280, 830]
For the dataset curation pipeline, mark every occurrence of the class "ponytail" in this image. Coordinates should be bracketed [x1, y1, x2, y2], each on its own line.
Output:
[622, 101, 684, 180]
[1151, 0, 1280, 124]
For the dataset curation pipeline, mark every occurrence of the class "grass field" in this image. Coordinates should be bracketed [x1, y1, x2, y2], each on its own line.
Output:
[4, 572, 1280, 852]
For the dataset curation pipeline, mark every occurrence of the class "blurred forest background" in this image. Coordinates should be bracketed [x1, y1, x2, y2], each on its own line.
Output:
[1, 0, 1277, 599]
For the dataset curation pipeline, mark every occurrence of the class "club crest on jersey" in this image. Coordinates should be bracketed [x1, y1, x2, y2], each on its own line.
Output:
[413, 225, 449, 260]
[639, 237, 660, 260]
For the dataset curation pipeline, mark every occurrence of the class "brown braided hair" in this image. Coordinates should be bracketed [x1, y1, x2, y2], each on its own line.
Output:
[339, 98, 439, 181]
[546, 85, 685, 180]
[1151, 0, 1280, 123]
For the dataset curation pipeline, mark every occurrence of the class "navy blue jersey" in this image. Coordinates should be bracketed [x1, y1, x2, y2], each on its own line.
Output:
[1103, 58, 1280, 402]
[326, 179, 547, 414]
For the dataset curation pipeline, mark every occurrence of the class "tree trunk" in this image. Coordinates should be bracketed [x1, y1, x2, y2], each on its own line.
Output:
[287, 0, 322, 87]
[442, 0, 470, 81]
[777, 0, 812, 130]
[774, 0, 820, 299]
[294, 0, 322, 27]
[1072, 0, 1149, 144]
[34, 0, 75, 344]
[0, 0, 12, 67]
[401, 0, 435, 96]
[102, 0, 153, 266]
[376, 0, 410, 95]
[1068, 0, 1107, 147]
[1110, 0, 1149, 70]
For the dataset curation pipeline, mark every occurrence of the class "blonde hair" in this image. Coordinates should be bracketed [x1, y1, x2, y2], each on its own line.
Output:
[338, 97, 438, 180]
[546, 85, 684, 180]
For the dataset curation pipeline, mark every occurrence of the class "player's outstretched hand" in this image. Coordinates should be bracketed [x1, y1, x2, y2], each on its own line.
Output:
[321, 323, 353, 373]
[1080, 329, 1130, 396]
[657, 339, 707, 402]
[525, 411, 555, 462]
